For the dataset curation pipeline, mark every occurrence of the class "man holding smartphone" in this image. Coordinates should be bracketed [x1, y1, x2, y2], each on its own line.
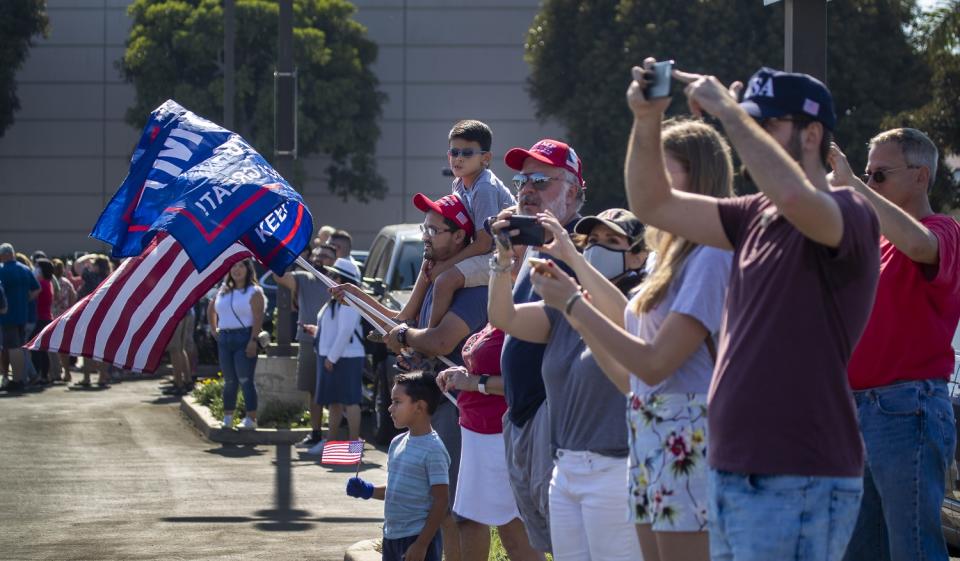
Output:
[489, 138, 585, 553]
[625, 62, 880, 561]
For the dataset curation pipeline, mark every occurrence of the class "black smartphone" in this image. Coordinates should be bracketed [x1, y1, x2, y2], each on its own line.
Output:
[507, 215, 545, 246]
[644, 59, 674, 99]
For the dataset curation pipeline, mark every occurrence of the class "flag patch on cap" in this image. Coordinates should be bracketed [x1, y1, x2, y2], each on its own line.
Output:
[803, 98, 820, 116]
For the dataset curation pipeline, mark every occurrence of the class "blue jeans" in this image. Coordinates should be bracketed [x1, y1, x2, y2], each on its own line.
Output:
[843, 379, 956, 561]
[708, 470, 863, 561]
[217, 328, 258, 412]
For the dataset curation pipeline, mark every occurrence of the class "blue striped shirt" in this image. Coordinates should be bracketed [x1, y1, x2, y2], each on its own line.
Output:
[383, 430, 450, 539]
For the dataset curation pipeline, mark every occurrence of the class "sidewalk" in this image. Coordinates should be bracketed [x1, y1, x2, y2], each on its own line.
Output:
[0, 376, 387, 561]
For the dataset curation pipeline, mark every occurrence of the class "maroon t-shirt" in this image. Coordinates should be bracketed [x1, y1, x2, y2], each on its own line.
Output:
[709, 189, 880, 477]
[459, 324, 509, 435]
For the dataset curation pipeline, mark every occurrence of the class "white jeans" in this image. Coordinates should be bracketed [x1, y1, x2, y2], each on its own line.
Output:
[549, 449, 642, 561]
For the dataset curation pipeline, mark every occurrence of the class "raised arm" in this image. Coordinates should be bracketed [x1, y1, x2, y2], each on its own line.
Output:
[829, 143, 938, 264]
[672, 65, 844, 248]
[530, 264, 709, 387]
[537, 213, 629, 326]
[487, 214, 550, 344]
[625, 61, 732, 251]
[272, 269, 297, 292]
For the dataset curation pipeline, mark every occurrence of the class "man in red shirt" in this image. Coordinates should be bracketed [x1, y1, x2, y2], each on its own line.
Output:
[831, 129, 960, 561]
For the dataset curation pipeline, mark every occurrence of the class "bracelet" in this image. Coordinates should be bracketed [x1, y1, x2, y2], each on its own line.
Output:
[488, 255, 513, 274]
[396, 325, 409, 347]
[564, 291, 583, 315]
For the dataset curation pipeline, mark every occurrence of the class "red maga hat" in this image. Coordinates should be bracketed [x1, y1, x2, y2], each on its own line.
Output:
[504, 139, 584, 186]
[412, 193, 474, 237]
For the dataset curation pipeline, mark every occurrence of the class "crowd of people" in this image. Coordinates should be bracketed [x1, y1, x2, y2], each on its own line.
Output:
[2, 58, 958, 561]
[341, 60, 960, 561]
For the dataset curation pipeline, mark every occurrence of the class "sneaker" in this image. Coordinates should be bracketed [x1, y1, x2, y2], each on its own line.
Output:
[221, 415, 233, 429]
[296, 431, 323, 448]
[238, 417, 257, 430]
[306, 439, 327, 456]
[2, 380, 25, 393]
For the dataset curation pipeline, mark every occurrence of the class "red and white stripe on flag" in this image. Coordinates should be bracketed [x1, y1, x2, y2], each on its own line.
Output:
[321, 440, 364, 465]
[26, 232, 251, 373]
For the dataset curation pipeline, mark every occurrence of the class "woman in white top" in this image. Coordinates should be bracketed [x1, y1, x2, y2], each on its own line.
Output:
[302, 257, 364, 447]
[531, 119, 734, 561]
[207, 259, 265, 430]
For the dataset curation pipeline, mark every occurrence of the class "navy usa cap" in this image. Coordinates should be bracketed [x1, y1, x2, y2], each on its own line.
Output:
[739, 67, 836, 131]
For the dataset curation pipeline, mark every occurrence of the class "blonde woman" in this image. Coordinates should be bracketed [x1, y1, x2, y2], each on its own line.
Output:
[530, 119, 734, 561]
[207, 259, 265, 429]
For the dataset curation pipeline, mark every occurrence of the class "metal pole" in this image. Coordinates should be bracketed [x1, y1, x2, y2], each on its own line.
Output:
[271, 0, 296, 356]
[223, 0, 235, 129]
[784, 0, 828, 81]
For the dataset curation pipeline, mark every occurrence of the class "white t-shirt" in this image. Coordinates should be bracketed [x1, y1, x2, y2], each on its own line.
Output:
[214, 285, 264, 329]
[624, 245, 732, 395]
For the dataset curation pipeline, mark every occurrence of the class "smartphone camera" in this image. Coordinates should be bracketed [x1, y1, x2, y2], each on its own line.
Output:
[644, 59, 674, 99]
[507, 215, 546, 247]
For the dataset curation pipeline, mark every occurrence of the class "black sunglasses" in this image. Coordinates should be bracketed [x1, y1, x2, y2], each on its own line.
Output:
[861, 165, 919, 184]
[448, 148, 488, 158]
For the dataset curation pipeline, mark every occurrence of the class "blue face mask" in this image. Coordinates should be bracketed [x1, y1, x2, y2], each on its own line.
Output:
[583, 244, 628, 279]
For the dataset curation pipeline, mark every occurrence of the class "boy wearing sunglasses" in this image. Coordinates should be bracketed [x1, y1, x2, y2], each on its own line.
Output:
[400, 120, 515, 329]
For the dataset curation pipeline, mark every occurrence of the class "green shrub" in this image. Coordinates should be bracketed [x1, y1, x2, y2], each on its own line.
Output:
[191, 374, 244, 426]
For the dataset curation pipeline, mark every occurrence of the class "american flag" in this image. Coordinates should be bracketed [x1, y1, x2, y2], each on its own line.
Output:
[26, 233, 251, 373]
[321, 440, 365, 465]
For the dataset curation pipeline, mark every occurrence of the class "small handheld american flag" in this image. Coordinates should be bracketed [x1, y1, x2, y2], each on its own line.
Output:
[321, 440, 364, 467]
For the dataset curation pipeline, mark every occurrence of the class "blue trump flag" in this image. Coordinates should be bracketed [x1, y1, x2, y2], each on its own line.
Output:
[91, 100, 312, 274]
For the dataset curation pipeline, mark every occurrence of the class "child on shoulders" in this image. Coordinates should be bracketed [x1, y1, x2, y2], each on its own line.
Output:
[399, 120, 515, 328]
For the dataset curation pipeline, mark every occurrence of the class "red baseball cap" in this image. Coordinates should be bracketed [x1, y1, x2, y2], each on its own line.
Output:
[412, 193, 475, 237]
[504, 139, 584, 186]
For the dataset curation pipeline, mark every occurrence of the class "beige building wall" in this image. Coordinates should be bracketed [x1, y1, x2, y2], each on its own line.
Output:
[0, 0, 564, 257]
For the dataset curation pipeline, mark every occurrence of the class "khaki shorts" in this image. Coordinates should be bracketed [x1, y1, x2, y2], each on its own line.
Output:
[455, 254, 490, 288]
[503, 403, 553, 552]
[165, 315, 191, 353]
[296, 338, 318, 393]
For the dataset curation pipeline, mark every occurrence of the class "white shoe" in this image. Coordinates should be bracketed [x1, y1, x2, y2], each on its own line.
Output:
[306, 440, 326, 456]
[221, 415, 233, 429]
[238, 417, 257, 430]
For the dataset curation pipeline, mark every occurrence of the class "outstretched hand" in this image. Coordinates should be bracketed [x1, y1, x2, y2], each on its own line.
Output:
[536, 211, 579, 265]
[530, 260, 582, 311]
[346, 477, 374, 499]
[626, 58, 673, 120]
[827, 142, 857, 188]
[672, 68, 743, 121]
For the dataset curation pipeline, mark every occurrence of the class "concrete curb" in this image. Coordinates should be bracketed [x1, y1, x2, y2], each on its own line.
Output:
[344, 539, 381, 561]
[180, 394, 311, 445]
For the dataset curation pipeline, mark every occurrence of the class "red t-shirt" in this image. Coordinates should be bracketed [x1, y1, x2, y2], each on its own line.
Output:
[848, 214, 960, 390]
[37, 278, 54, 321]
[458, 324, 509, 434]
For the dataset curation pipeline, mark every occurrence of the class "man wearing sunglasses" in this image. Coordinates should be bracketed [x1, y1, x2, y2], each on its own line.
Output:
[485, 138, 585, 554]
[829, 129, 960, 561]
[626, 61, 881, 561]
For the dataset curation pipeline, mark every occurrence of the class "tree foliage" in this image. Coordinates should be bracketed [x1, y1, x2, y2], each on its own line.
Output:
[122, 0, 386, 201]
[0, 0, 49, 138]
[526, 0, 948, 211]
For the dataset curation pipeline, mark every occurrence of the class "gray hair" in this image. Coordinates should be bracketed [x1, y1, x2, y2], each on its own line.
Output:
[0, 243, 14, 257]
[870, 128, 939, 190]
[561, 169, 586, 211]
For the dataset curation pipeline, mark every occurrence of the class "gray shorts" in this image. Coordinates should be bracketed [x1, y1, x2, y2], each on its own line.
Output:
[503, 403, 553, 553]
[296, 338, 318, 393]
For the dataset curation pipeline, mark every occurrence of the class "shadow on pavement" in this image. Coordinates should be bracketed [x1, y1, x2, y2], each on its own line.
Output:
[166, 444, 322, 532]
[204, 445, 267, 458]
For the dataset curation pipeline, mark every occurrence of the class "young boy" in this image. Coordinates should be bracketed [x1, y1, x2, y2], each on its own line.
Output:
[346, 372, 449, 561]
[399, 120, 515, 329]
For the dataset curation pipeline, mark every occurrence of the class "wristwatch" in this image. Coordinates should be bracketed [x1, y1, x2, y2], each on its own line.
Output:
[396, 325, 409, 347]
[477, 375, 490, 395]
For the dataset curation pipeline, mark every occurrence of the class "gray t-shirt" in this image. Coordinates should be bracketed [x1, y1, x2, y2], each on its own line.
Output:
[383, 430, 450, 539]
[625, 245, 732, 396]
[452, 169, 516, 235]
[541, 307, 629, 458]
[292, 271, 329, 342]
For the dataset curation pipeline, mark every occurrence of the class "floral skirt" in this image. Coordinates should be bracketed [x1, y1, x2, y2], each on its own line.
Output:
[627, 391, 709, 531]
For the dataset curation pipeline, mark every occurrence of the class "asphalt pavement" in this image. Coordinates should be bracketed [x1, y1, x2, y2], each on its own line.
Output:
[0, 376, 388, 561]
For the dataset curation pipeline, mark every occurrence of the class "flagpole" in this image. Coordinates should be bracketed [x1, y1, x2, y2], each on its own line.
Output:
[295, 257, 458, 406]
[355, 440, 364, 478]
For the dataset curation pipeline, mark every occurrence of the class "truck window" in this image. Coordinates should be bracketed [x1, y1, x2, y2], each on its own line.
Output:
[376, 240, 395, 281]
[390, 240, 424, 291]
[366, 236, 387, 279]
